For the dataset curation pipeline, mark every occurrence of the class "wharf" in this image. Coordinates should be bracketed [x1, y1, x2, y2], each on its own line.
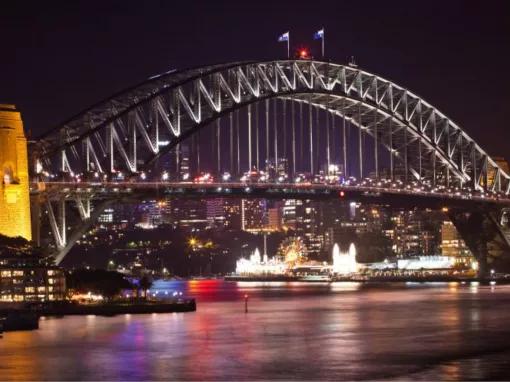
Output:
[0, 299, 196, 333]
[37, 299, 196, 316]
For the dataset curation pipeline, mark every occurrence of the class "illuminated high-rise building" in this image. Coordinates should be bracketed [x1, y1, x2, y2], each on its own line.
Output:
[241, 199, 267, 232]
[295, 200, 323, 258]
[267, 202, 283, 232]
[171, 199, 208, 228]
[441, 221, 471, 261]
[179, 143, 190, 180]
[206, 198, 226, 227]
[223, 199, 241, 230]
[0, 105, 31, 240]
[282, 199, 301, 230]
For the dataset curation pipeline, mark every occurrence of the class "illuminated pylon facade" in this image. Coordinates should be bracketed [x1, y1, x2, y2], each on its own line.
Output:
[0, 104, 31, 240]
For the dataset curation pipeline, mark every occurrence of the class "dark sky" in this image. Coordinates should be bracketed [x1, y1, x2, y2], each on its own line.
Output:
[2, 0, 509, 157]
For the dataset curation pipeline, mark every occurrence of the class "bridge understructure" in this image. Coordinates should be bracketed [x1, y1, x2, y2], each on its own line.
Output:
[30, 59, 510, 273]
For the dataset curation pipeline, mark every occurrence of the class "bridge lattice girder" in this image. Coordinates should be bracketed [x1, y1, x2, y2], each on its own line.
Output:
[35, 60, 510, 194]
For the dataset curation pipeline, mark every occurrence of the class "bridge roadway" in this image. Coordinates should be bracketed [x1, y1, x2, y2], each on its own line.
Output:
[34, 181, 510, 210]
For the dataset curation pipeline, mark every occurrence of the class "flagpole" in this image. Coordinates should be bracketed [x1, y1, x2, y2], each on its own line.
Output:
[322, 28, 325, 58]
[287, 33, 290, 59]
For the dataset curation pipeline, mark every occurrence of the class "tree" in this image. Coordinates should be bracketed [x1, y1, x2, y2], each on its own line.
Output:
[66, 269, 133, 300]
[138, 274, 153, 300]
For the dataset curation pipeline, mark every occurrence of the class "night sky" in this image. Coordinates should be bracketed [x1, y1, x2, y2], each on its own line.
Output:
[1, 0, 509, 157]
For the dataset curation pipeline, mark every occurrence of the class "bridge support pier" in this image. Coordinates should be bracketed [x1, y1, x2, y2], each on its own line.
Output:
[448, 209, 510, 279]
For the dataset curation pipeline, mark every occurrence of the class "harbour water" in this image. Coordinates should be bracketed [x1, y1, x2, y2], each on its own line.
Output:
[1, 280, 510, 380]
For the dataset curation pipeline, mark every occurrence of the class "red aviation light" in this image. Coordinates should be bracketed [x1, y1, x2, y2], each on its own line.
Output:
[295, 46, 311, 60]
[339, 191, 345, 197]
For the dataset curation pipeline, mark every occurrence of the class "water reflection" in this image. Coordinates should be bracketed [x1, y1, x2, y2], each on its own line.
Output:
[1, 281, 510, 380]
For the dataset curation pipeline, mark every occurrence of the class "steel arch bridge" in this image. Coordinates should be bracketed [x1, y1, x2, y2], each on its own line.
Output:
[30, 59, 510, 268]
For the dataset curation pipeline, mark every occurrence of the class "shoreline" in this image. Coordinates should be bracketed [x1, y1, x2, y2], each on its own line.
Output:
[223, 275, 506, 284]
[0, 299, 196, 332]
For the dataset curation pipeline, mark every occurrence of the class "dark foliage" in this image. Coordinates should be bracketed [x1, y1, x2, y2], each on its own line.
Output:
[66, 269, 133, 299]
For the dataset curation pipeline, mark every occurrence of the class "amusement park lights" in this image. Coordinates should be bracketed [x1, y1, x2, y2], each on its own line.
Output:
[235, 243, 359, 276]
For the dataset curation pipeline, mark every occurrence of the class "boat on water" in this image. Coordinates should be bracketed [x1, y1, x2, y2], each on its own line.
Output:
[298, 274, 331, 282]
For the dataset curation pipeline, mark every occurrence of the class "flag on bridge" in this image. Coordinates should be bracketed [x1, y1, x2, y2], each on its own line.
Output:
[277, 32, 290, 58]
[313, 28, 325, 57]
[278, 32, 289, 42]
[313, 28, 324, 40]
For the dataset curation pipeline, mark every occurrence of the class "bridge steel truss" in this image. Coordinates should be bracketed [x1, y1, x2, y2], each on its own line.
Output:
[31, 60, 510, 266]
[36, 60, 510, 193]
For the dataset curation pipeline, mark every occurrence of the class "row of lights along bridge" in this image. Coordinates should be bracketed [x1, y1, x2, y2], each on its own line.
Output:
[34, 58, 510, 204]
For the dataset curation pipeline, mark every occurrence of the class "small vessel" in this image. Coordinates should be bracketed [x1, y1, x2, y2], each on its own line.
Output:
[298, 274, 331, 282]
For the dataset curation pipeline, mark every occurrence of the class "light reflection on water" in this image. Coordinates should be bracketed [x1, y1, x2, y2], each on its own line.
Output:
[1, 281, 510, 380]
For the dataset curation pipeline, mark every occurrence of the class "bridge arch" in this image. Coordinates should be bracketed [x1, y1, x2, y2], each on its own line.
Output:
[35, 60, 510, 194]
[32, 60, 510, 266]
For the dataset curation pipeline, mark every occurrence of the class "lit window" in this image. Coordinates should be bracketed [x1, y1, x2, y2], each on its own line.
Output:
[12, 270, 23, 277]
[1, 271, 12, 277]
[25, 287, 35, 293]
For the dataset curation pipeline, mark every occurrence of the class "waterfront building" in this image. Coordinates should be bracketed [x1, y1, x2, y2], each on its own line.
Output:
[0, 254, 66, 302]
[396, 256, 455, 270]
